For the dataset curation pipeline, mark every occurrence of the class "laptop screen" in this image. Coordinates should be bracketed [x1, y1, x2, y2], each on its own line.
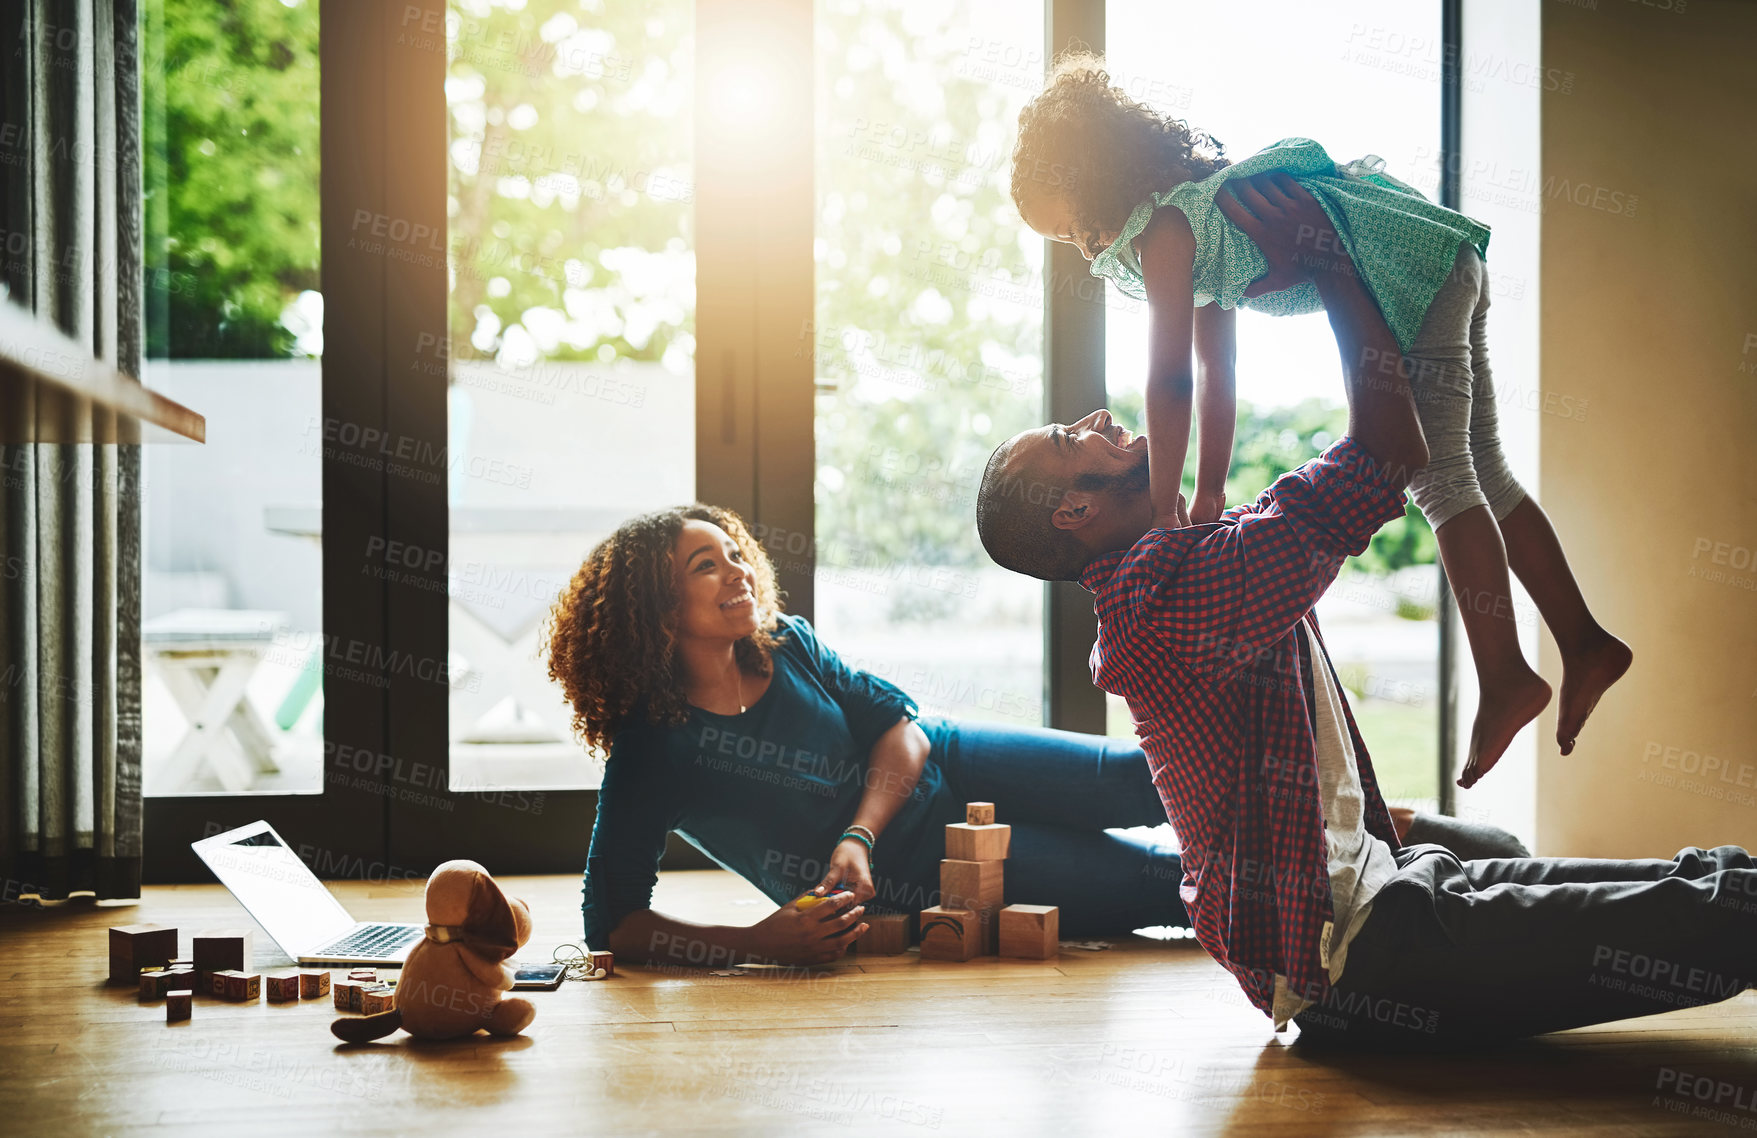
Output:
[191, 821, 357, 957]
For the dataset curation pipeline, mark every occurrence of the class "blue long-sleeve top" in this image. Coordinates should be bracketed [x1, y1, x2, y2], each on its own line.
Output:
[580, 613, 955, 949]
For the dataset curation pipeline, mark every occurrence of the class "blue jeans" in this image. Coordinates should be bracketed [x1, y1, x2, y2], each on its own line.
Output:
[908, 717, 1190, 937]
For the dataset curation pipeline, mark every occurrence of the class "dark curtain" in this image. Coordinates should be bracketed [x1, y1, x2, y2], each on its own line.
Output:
[0, 0, 144, 900]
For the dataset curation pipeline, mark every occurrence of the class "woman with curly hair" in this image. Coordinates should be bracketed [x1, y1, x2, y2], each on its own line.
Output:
[548, 503, 1523, 967]
[547, 503, 1193, 966]
[1009, 50, 1628, 789]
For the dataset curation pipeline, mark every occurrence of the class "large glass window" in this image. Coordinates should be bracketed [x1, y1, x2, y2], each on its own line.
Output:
[444, 0, 694, 791]
[813, 0, 1045, 730]
[1104, 0, 1444, 808]
[140, 0, 324, 795]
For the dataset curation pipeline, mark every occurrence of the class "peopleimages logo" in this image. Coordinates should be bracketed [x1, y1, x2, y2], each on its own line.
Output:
[1656, 1067, 1757, 1115]
[1592, 945, 1743, 1002]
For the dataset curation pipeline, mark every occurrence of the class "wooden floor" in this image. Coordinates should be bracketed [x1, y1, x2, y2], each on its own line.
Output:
[6, 869, 1756, 1137]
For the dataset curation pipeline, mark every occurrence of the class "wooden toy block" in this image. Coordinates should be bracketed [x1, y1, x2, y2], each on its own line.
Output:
[169, 958, 194, 969]
[359, 985, 397, 1015]
[587, 950, 614, 977]
[216, 971, 261, 1002]
[192, 930, 252, 977]
[918, 906, 980, 962]
[853, 912, 912, 955]
[999, 904, 1060, 960]
[266, 973, 302, 1002]
[965, 802, 995, 826]
[299, 970, 330, 999]
[333, 978, 367, 1011]
[139, 970, 180, 1000]
[109, 924, 178, 985]
[166, 991, 192, 1023]
[139, 967, 195, 999]
[348, 968, 377, 982]
[940, 858, 1004, 954]
[945, 822, 1010, 861]
[939, 859, 1003, 910]
[208, 970, 229, 996]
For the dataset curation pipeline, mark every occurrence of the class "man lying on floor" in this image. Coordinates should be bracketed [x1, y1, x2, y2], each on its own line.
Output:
[977, 173, 1754, 1048]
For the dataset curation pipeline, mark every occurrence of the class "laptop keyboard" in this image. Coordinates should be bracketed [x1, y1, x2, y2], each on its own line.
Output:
[317, 923, 421, 958]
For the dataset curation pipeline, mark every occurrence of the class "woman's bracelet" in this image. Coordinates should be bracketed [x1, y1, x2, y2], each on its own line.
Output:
[841, 826, 875, 858]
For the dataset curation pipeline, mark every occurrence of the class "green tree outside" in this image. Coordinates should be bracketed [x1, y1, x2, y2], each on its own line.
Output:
[143, 0, 320, 358]
[1107, 389, 1437, 578]
[444, 0, 693, 368]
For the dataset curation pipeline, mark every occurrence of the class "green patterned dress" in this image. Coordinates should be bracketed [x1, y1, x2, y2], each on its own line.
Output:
[1087, 137, 1491, 353]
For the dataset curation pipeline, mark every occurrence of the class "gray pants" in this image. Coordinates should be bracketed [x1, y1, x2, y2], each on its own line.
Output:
[1294, 843, 1757, 1049]
[1403, 242, 1529, 530]
[1402, 811, 1530, 860]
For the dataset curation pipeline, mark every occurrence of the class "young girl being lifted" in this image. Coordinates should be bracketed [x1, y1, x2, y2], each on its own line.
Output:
[1011, 51, 1629, 787]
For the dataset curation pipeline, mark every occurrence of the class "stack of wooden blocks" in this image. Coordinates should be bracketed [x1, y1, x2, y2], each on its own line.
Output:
[115, 925, 201, 1015]
[137, 966, 198, 1000]
[919, 803, 1060, 962]
[113, 925, 201, 1021]
[334, 968, 397, 1014]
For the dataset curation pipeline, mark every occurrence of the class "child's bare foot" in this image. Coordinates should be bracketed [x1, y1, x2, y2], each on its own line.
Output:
[1557, 632, 1632, 755]
[1458, 670, 1552, 789]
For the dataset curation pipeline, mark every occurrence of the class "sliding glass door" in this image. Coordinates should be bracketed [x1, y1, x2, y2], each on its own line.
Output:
[442, 0, 695, 795]
[811, 0, 1046, 732]
[138, 0, 379, 882]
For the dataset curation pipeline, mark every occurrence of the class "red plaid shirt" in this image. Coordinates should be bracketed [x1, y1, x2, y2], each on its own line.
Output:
[1078, 437, 1408, 1018]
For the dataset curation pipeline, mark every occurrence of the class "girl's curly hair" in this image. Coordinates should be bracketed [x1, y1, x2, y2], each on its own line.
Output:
[1010, 49, 1228, 251]
[544, 503, 784, 756]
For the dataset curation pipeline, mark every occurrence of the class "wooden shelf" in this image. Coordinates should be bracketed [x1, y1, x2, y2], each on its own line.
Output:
[0, 300, 205, 444]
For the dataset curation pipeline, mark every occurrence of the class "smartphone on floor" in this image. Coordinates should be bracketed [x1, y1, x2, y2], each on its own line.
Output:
[509, 963, 566, 990]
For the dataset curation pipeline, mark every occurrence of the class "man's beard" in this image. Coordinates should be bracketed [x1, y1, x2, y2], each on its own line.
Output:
[1072, 447, 1150, 495]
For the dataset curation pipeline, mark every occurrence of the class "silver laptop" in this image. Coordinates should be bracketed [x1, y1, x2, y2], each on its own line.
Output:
[191, 820, 423, 966]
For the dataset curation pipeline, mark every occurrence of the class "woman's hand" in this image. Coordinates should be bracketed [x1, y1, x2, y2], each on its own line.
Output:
[813, 837, 877, 903]
[742, 891, 868, 966]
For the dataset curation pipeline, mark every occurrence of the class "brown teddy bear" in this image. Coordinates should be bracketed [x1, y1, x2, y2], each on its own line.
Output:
[331, 859, 536, 1043]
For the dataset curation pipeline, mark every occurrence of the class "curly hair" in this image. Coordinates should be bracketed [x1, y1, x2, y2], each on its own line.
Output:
[544, 503, 784, 756]
[1010, 49, 1228, 251]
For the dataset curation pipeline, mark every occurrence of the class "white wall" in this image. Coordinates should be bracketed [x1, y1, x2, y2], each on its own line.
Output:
[1537, 0, 1757, 856]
